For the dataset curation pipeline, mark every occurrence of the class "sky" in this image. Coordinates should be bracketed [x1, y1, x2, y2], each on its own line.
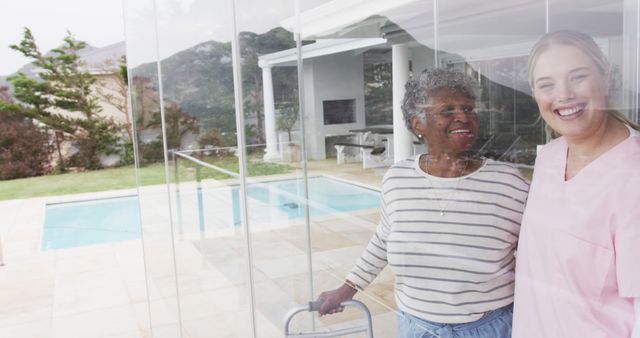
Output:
[0, 0, 126, 75]
[1, 0, 331, 74]
[123, 0, 327, 67]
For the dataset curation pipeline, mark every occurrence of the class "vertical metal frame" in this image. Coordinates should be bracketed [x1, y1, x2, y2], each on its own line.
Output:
[545, 0, 550, 33]
[121, 0, 154, 334]
[433, 0, 439, 67]
[229, 0, 258, 336]
[150, 0, 185, 333]
[293, 0, 316, 331]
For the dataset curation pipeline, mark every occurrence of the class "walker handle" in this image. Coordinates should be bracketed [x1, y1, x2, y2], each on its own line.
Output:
[308, 300, 323, 312]
[283, 300, 374, 338]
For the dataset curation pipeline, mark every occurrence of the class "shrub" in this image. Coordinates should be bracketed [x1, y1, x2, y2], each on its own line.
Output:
[0, 110, 51, 180]
[198, 128, 228, 149]
[118, 139, 135, 166]
[139, 139, 165, 165]
[68, 118, 123, 170]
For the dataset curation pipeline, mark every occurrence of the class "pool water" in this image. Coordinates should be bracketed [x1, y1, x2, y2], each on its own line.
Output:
[42, 177, 379, 250]
[232, 176, 381, 224]
[41, 196, 141, 251]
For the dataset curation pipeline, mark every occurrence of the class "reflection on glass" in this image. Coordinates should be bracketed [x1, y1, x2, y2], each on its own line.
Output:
[124, 0, 183, 336]
[122, 0, 639, 337]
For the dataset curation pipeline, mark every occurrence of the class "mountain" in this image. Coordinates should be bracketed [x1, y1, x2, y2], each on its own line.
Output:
[1, 41, 126, 87]
[78, 41, 126, 72]
[2, 28, 298, 137]
[2, 27, 297, 136]
[131, 27, 299, 132]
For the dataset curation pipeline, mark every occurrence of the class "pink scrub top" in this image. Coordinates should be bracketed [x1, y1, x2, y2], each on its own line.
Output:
[513, 130, 640, 338]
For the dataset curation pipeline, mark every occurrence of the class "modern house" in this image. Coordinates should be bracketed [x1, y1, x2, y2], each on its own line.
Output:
[258, 0, 639, 163]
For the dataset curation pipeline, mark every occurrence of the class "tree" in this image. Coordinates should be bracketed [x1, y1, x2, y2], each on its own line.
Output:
[163, 100, 198, 149]
[198, 128, 229, 151]
[123, 27, 300, 148]
[94, 55, 133, 140]
[130, 74, 199, 147]
[129, 75, 199, 164]
[93, 55, 135, 165]
[364, 60, 392, 125]
[0, 88, 51, 179]
[130, 75, 156, 128]
[0, 86, 12, 102]
[239, 28, 298, 144]
[276, 102, 298, 143]
[0, 28, 122, 170]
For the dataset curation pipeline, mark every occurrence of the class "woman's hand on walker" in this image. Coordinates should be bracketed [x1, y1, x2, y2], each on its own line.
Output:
[317, 282, 358, 316]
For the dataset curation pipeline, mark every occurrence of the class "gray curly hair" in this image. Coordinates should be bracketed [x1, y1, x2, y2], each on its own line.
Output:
[401, 68, 479, 132]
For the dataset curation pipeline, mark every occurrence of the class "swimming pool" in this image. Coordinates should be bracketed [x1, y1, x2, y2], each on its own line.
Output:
[42, 176, 380, 250]
[41, 196, 141, 251]
[231, 176, 381, 224]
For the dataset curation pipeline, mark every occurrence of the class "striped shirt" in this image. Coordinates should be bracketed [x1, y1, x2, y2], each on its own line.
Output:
[346, 155, 529, 324]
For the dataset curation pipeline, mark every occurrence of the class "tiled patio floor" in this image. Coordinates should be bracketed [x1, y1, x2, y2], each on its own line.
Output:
[0, 159, 397, 338]
[0, 188, 150, 338]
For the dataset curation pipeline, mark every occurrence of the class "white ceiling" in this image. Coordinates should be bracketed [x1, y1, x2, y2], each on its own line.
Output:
[287, 0, 626, 56]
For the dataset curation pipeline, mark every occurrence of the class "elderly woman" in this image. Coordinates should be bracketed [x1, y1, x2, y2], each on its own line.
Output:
[513, 30, 640, 338]
[317, 68, 529, 338]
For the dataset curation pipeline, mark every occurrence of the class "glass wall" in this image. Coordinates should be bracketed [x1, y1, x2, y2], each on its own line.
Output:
[123, 1, 183, 337]
[124, 0, 251, 337]
[123, 0, 640, 337]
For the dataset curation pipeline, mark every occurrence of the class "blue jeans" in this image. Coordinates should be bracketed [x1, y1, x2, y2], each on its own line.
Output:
[397, 304, 513, 338]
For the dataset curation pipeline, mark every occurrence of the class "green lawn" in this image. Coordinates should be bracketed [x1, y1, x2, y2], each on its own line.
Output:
[0, 156, 294, 201]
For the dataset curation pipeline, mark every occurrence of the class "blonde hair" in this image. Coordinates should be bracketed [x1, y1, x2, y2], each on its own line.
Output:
[528, 30, 640, 132]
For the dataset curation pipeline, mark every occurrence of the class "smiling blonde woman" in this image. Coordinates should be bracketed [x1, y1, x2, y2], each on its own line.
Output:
[513, 30, 640, 338]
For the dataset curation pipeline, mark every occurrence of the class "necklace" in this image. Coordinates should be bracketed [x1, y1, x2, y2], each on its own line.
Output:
[420, 154, 472, 216]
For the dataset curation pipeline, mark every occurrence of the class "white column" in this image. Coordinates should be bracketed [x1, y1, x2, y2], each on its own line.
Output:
[392, 44, 414, 162]
[261, 65, 279, 161]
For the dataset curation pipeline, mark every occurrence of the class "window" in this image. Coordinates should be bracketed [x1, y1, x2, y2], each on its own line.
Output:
[323, 99, 356, 125]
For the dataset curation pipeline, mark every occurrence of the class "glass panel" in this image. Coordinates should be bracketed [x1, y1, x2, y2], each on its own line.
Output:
[121, 1, 640, 338]
[154, 0, 254, 337]
[124, 0, 251, 337]
[233, 1, 310, 336]
[295, 1, 436, 337]
[123, 0, 182, 337]
[438, 0, 547, 165]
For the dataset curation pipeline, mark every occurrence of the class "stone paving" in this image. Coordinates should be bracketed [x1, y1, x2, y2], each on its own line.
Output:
[0, 160, 398, 338]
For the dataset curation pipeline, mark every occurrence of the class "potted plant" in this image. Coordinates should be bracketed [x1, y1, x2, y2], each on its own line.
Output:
[276, 102, 300, 162]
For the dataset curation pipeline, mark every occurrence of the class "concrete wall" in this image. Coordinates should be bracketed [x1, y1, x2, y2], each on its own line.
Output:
[303, 51, 366, 160]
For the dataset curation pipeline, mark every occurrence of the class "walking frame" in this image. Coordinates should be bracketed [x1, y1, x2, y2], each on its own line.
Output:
[283, 299, 374, 338]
